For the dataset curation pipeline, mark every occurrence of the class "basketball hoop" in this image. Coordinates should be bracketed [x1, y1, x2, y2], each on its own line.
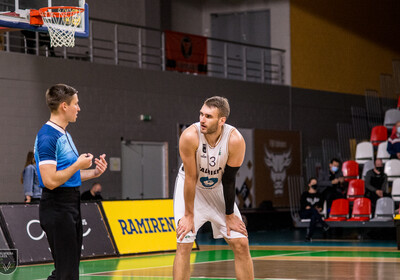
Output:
[38, 6, 84, 47]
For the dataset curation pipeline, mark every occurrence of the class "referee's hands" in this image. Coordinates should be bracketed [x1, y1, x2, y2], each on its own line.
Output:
[94, 154, 108, 177]
[77, 153, 93, 169]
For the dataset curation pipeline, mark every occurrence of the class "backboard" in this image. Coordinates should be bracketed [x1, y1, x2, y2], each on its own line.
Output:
[0, 0, 88, 37]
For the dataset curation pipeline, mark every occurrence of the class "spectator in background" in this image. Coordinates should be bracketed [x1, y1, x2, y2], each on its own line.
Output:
[387, 121, 400, 159]
[365, 158, 389, 208]
[21, 151, 41, 203]
[81, 182, 103, 201]
[300, 177, 329, 242]
[317, 158, 346, 210]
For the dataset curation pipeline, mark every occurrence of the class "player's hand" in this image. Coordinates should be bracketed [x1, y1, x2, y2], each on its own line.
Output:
[176, 215, 195, 242]
[226, 213, 247, 237]
[77, 153, 93, 169]
[94, 154, 107, 177]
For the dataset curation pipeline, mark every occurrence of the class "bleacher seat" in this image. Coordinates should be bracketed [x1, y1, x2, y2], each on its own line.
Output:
[384, 109, 400, 129]
[377, 141, 391, 163]
[355, 142, 374, 164]
[347, 198, 371, 221]
[370, 197, 395, 222]
[384, 159, 400, 182]
[342, 160, 359, 182]
[361, 160, 374, 180]
[347, 179, 365, 202]
[391, 178, 400, 202]
[325, 199, 349, 221]
[370, 126, 388, 146]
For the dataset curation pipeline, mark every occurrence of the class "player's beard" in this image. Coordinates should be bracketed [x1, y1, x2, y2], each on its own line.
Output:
[203, 120, 219, 135]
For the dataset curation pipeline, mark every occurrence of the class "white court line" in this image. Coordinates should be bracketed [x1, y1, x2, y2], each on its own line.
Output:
[80, 276, 295, 280]
[36, 250, 321, 280]
[252, 250, 328, 260]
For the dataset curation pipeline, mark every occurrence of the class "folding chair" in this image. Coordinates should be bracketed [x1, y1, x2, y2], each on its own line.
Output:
[347, 198, 371, 221]
[370, 197, 395, 222]
[370, 126, 388, 146]
[391, 178, 400, 202]
[325, 199, 349, 221]
[347, 179, 365, 202]
[361, 160, 374, 180]
[384, 159, 400, 182]
[384, 109, 400, 129]
[342, 160, 359, 182]
[355, 142, 374, 164]
[377, 141, 391, 163]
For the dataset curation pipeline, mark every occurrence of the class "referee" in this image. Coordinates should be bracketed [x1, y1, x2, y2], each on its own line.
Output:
[34, 84, 108, 280]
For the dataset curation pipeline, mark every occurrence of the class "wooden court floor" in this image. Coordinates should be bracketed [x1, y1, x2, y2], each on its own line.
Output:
[4, 244, 400, 280]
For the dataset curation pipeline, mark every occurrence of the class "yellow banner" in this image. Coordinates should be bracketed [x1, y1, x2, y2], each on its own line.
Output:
[102, 200, 196, 255]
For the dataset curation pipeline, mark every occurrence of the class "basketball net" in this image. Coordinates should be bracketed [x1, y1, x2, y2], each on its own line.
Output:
[39, 7, 84, 47]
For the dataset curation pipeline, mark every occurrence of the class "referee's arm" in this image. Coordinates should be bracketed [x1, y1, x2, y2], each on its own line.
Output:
[40, 154, 93, 190]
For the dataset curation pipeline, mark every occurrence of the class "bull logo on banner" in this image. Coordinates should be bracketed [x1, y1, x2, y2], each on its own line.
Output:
[264, 146, 292, 195]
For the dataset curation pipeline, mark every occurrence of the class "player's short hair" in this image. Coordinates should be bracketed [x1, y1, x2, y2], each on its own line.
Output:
[45, 84, 78, 112]
[204, 96, 230, 118]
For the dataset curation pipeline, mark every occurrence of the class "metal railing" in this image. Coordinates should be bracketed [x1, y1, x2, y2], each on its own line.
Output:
[0, 18, 285, 85]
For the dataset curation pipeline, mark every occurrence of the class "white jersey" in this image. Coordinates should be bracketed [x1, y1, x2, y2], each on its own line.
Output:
[174, 122, 245, 243]
[178, 122, 234, 190]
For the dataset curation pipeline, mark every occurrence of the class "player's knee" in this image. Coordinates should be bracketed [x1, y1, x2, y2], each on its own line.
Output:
[176, 243, 193, 256]
[230, 238, 250, 255]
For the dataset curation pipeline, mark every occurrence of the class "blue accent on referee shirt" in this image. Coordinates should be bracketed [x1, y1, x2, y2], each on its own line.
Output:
[34, 122, 81, 188]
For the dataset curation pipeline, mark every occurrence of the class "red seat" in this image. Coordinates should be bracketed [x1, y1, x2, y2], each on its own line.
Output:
[347, 198, 371, 221]
[347, 179, 365, 202]
[370, 125, 388, 146]
[342, 160, 359, 182]
[325, 199, 349, 221]
[397, 96, 400, 109]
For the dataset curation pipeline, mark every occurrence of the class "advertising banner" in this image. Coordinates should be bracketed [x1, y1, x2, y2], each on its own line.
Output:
[0, 226, 8, 249]
[0, 203, 116, 264]
[236, 128, 255, 209]
[102, 199, 197, 255]
[254, 130, 302, 207]
[165, 30, 207, 74]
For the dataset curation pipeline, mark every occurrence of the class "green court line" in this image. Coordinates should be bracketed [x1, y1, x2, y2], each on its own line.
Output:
[3, 249, 400, 280]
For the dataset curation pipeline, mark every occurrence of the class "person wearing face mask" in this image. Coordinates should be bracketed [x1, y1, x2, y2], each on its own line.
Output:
[364, 158, 388, 209]
[387, 121, 400, 159]
[317, 158, 346, 210]
[300, 177, 329, 242]
[81, 182, 103, 201]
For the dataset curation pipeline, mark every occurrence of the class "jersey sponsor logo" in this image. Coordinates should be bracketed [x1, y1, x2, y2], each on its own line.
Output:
[118, 217, 175, 235]
[199, 166, 222, 175]
[200, 176, 218, 188]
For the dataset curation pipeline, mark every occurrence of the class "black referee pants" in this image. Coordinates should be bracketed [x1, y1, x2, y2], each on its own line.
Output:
[39, 187, 82, 280]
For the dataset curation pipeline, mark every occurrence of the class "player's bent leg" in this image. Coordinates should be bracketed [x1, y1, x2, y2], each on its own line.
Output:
[226, 237, 254, 280]
[173, 242, 193, 280]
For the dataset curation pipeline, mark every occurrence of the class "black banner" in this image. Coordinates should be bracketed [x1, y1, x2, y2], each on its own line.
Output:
[0, 203, 116, 264]
[80, 203, 116, 258]
[0, 226, 8, 249]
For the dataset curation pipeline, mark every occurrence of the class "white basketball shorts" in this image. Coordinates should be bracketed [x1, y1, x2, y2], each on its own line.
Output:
[173, 174, 246, 243]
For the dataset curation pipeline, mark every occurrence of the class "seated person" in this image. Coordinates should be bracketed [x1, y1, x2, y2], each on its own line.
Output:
[81, 182, 103, 201]
[317, 158, 346, 210]
[387, 121, 400, 159]
[364, 158, 389, 208]
[300, 177, 329, 242]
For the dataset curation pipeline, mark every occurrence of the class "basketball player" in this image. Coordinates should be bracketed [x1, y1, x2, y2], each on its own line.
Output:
[173, 96, 254, 280]
[35, 84, 107, 280]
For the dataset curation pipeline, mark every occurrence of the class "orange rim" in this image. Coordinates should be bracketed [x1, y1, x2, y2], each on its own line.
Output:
[39, 6, 84, 18]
